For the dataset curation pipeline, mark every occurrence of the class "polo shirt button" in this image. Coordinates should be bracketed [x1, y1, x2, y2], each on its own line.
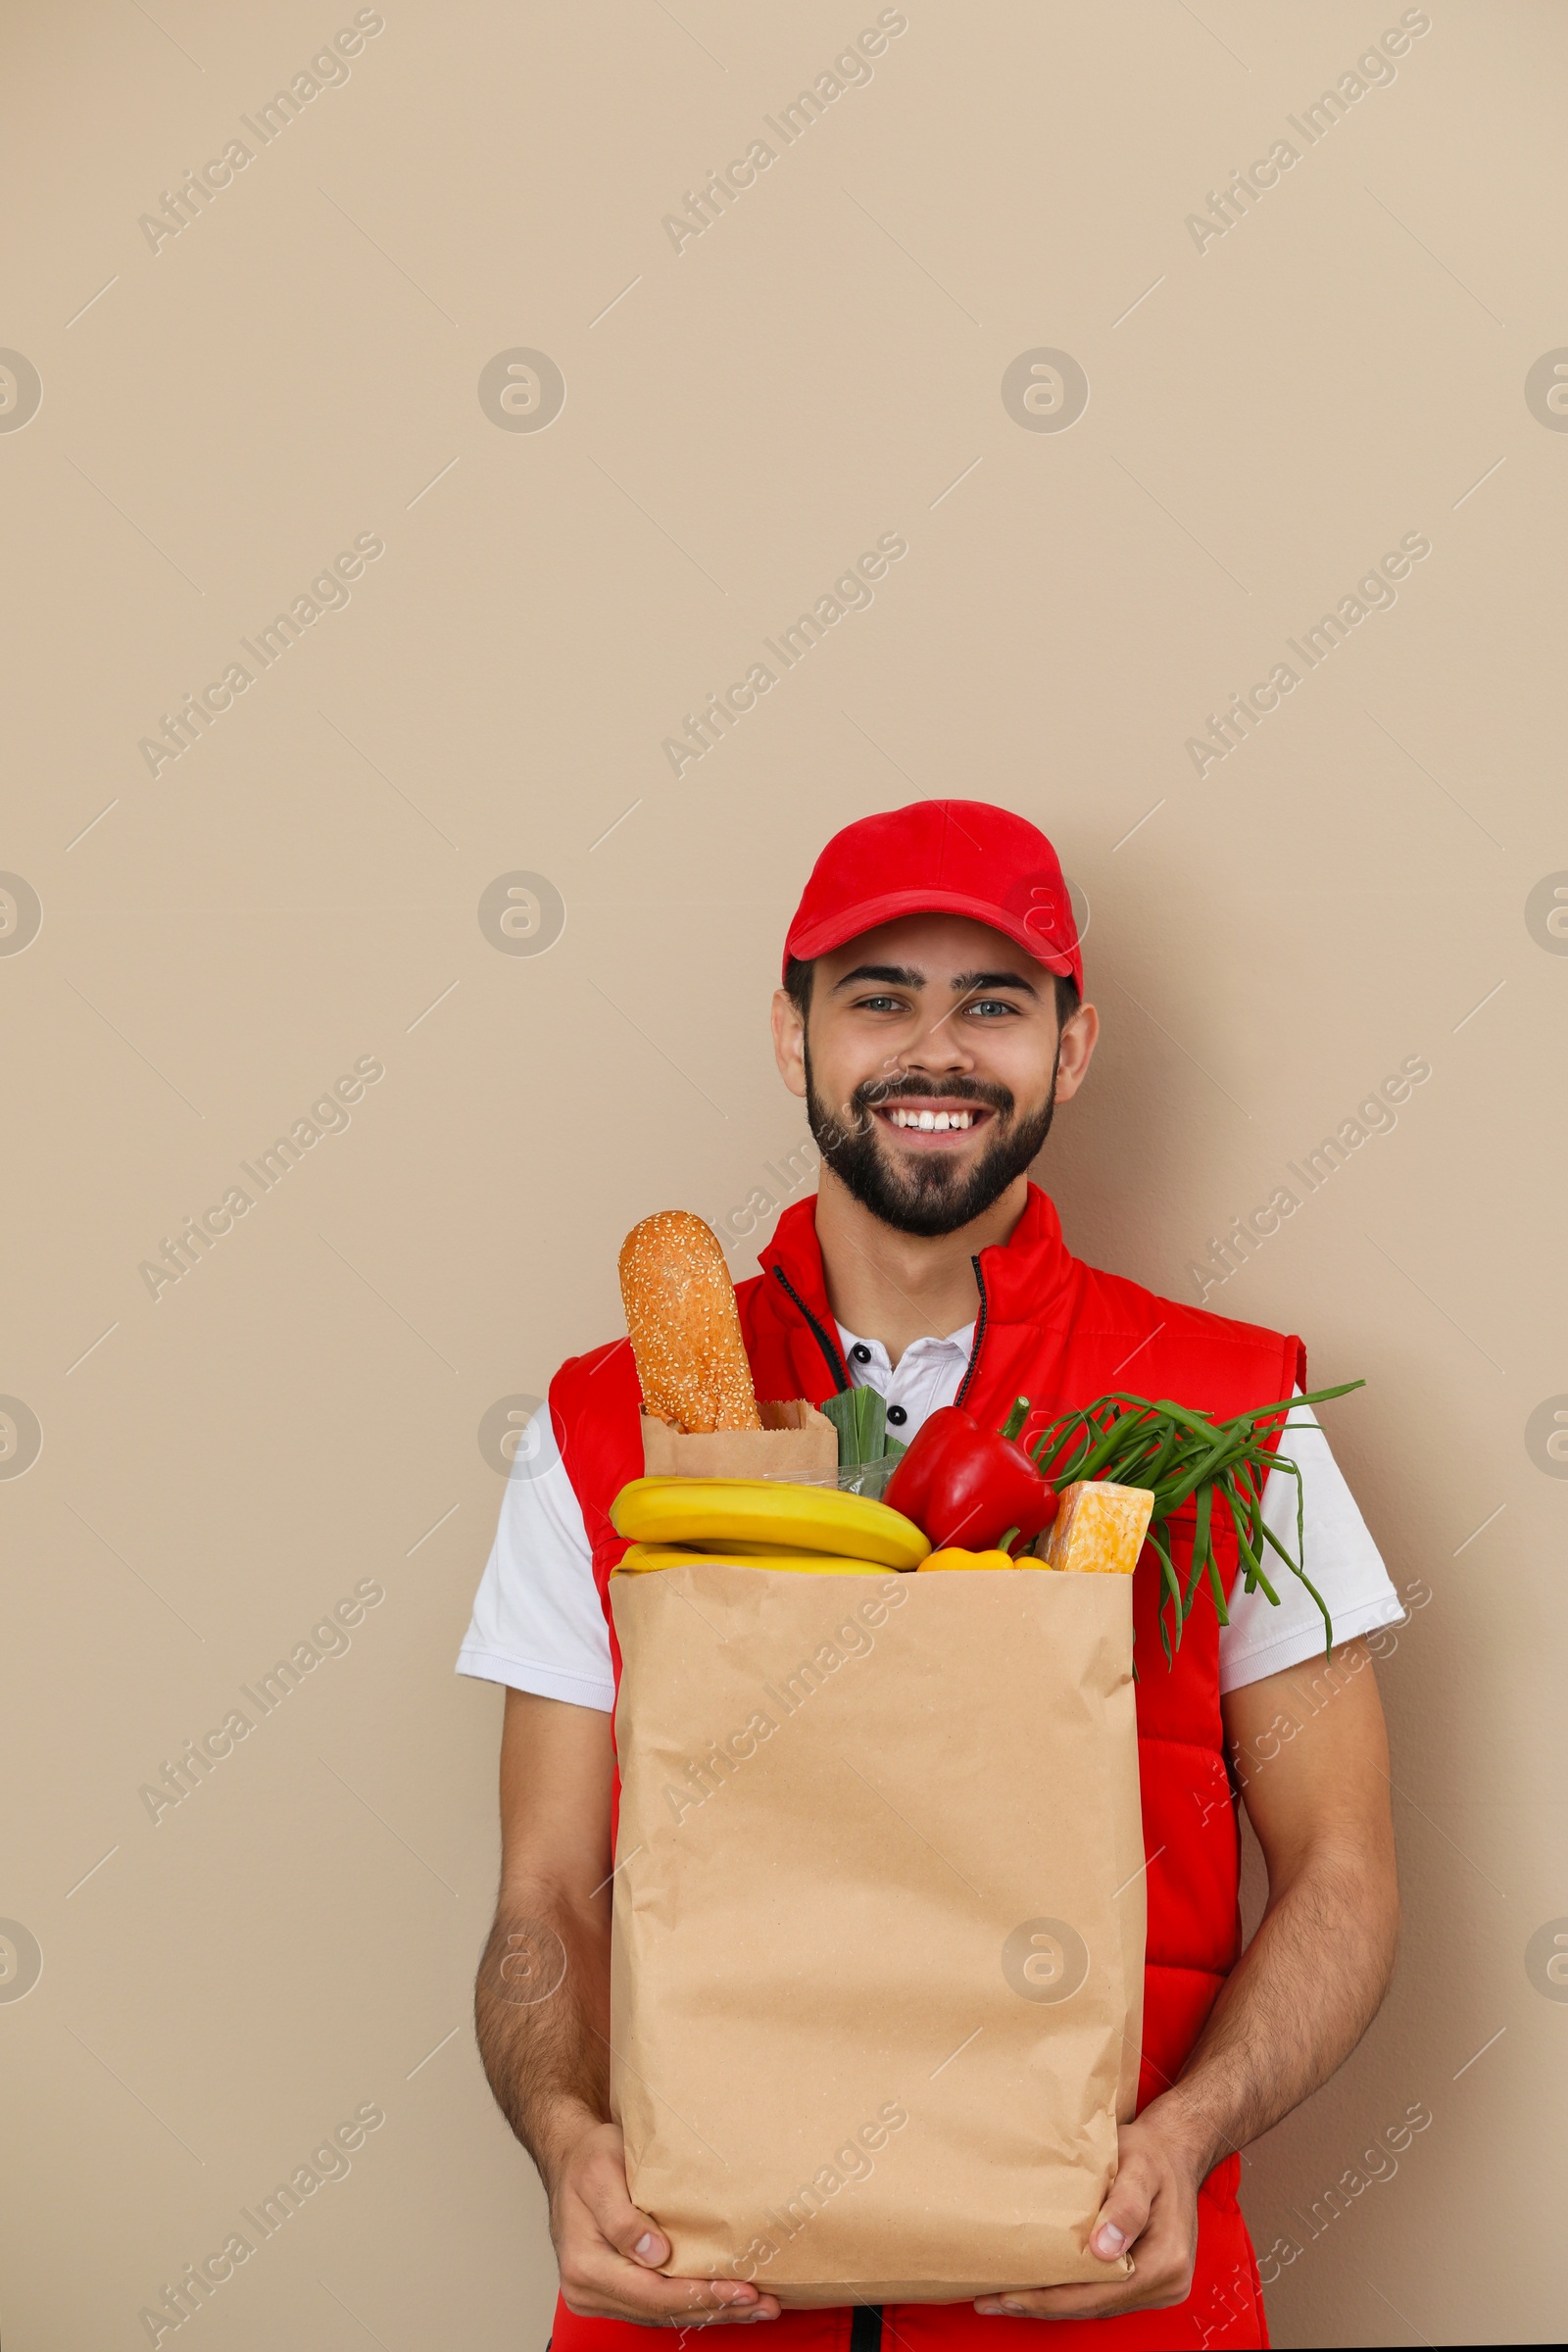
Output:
[886, 1404, 908, 1427]
[851, 1344, 872, 1364]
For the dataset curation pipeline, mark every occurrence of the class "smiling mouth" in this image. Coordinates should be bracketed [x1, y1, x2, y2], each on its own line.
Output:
[875, 1100, 994, 1142]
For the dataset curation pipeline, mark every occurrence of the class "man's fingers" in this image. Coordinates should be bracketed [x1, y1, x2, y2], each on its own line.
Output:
[550, 2123, 781, 2325]
[624, 2217, 670, 2268]
[1089, 2157, 1156, 2261]
[973, 2163, 1160, 2313]
[574, 2148, 672, 2269]
[564, 2186, 769, 2319]
[562, 2260, 777, 2325]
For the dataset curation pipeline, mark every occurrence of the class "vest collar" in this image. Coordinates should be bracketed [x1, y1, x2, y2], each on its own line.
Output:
[757, 1183, 1078, 1377]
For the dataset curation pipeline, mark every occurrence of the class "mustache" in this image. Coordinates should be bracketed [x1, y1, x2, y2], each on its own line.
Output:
[822, 1071, 1016, 1142]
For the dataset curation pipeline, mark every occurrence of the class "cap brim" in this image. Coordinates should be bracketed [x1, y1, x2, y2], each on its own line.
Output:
[786, 888, 1078, 981]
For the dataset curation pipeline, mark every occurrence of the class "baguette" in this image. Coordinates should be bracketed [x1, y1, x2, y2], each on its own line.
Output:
[618, 1211, 762, 1435]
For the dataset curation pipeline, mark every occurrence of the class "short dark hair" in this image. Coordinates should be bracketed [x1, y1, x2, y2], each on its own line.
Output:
[784, 955, 1079, 1027]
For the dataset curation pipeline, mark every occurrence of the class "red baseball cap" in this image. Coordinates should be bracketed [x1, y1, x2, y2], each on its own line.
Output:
[783, 800, 1083, 992]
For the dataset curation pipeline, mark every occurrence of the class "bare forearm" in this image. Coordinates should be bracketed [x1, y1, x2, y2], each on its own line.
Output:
[1150, 1843, 1398, 2176]
[474, 1883, 612, 2187]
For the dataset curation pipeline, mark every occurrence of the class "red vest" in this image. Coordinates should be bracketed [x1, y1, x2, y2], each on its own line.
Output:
[548, 1189, 1298, 2352]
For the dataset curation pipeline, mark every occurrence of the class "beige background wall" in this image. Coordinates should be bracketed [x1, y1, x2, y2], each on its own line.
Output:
[2, 3, 1564, 2344]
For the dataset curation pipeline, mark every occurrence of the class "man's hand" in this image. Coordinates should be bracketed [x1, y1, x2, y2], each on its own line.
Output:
[474, 1694, 783, 2326]
[977, 1642, 1398, 2322]
[972, 2107, 1201, 2321]
[553, 2119, 780, 2327]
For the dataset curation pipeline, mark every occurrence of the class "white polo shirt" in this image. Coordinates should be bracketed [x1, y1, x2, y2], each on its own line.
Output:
[457, 1323, 1405, 1707]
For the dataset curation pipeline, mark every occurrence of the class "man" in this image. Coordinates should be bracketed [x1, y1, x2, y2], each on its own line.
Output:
[461, 801, 1401, 2348]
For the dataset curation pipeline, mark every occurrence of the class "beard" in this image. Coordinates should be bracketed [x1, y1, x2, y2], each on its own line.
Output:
[805, 1047, 1059, 1239]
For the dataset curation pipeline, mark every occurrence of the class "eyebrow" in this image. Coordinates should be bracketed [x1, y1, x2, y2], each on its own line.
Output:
[832, 963, 924, 992]
[951, 967, 1041, 1000]
[832, 962, 1041, 1000]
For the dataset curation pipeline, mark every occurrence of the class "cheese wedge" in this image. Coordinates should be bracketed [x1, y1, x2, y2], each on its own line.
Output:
[1038, 1480, 1153, 1575]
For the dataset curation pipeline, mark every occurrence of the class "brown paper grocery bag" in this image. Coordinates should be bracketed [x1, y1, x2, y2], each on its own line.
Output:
[639, 1399, 839, 1483]
[609, 1562, 1144, 2306]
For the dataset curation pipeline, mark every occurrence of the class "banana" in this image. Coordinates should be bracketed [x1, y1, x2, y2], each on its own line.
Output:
[615, 1543, 896, 1578]
[684, 1538, 885, 1559]
[611, 1476, 929, 1570]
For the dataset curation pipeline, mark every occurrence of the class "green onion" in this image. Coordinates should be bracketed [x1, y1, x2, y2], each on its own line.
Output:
[1029, 1379, 1364, 1662]
[822, 1384, 906, 1491]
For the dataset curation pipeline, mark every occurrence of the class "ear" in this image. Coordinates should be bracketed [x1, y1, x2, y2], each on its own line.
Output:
[772, 987, 808, 1101]
[1052, 1000, 1099, 1107]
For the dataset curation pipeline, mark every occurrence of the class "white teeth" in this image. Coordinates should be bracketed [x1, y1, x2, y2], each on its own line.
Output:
[889, 1106, 973, 1129]
[918, 1110, 935, 1130]
[933, 1112, 951, 1131]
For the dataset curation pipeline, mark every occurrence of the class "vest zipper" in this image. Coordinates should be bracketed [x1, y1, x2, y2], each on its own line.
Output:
[953, 1253, 988, 1409]
[770, 1262, 852, 1394]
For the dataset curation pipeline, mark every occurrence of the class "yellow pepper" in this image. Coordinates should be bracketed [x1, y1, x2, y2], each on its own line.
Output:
[916, 1545, 1018, 1572]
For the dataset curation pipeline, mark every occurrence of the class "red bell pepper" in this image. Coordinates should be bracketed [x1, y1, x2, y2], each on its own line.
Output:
[883, 1402, 1058, 1552]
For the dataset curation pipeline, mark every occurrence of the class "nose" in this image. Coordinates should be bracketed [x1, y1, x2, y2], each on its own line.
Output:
[900, 1003, 977, 1074]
